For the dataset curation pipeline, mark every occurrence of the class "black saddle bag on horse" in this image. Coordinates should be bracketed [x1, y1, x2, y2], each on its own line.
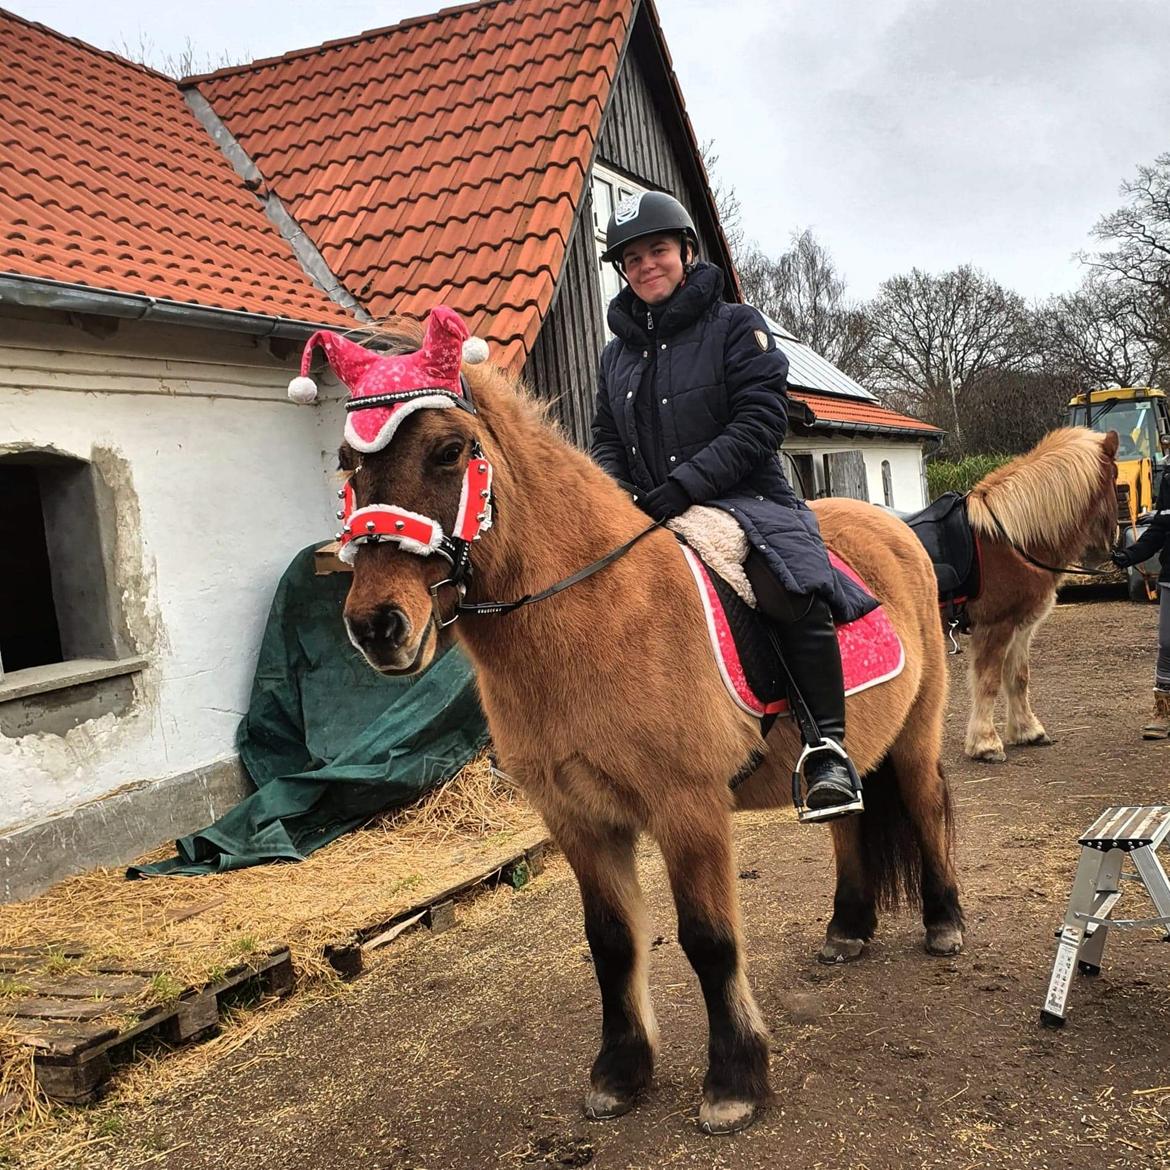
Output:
[899, 491, 982, 626]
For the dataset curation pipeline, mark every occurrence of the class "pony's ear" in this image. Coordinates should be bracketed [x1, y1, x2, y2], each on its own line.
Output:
[1102, 429, 1120, 458]
[338, 442, 359, 471]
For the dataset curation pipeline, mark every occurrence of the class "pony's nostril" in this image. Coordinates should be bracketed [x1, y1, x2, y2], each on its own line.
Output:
[352, 605, 409, 649]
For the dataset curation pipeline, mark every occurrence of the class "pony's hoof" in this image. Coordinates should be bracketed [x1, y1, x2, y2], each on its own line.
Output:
[818, 936, 865, 964]
[967, 745, 1006, 762]
[1010, 731, 1053, 747]
[925, 926, 963, 956]
[583, 1088, 636, 1121]
[698, 1098, 758, 1135]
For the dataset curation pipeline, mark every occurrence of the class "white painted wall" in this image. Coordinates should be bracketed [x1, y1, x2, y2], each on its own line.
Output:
[0, 312, 347, 830]
[783, 436, 929, 511]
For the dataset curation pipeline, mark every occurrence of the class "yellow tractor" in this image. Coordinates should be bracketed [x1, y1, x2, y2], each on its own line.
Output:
[1066, 386, 1170, 601]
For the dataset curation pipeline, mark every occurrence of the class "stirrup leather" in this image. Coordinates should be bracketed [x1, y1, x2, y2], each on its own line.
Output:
[792, 739, 865, 824]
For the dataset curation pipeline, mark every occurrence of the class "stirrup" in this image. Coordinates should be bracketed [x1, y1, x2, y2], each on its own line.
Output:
[792, 739, 864, 824]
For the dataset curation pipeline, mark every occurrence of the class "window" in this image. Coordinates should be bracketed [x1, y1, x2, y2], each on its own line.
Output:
[0, 463, 63, 672]
[0, 452, 138, 691]
[882, 460, 895, 508]
[591, 165, 649, 330]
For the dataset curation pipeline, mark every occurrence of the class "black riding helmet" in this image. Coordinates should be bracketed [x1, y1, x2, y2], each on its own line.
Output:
[601, 190, 699, 265]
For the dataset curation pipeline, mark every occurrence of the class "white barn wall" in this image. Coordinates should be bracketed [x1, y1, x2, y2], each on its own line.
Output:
[0, 314, 345, 830]
[783, 436, 929, 511]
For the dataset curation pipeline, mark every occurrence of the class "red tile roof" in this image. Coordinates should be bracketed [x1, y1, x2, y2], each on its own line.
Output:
[0, 10, 352, 327]
[194, 0, 632, 368]
[792, 390, 942, 437]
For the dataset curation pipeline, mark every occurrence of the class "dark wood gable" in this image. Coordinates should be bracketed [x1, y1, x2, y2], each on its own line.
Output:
[523, 0, 733, 450]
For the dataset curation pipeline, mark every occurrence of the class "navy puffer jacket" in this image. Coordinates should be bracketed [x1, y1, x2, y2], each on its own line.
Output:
[590, 262, 876, 625]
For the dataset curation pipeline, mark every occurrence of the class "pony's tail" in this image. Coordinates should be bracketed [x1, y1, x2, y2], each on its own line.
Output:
[857, 757, 955, 911]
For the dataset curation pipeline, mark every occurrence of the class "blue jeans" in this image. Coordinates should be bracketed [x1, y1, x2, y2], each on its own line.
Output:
[1158, 584, 1170, 692]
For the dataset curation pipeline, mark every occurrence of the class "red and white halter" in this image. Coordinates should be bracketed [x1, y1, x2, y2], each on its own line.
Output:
[335, 441, 494, 575]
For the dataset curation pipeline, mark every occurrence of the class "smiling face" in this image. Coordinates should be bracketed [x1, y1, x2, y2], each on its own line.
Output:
[620, 232, 687, 305]
[340, 408, 480, 675]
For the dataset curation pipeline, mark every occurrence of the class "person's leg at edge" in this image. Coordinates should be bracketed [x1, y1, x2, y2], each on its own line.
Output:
[1145, 583, 1170, 740]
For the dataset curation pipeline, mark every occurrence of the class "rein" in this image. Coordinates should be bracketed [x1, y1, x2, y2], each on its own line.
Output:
[442, 520, 663, 621]
[980, 499, 1112, 578]
[337, 442, 663, 628]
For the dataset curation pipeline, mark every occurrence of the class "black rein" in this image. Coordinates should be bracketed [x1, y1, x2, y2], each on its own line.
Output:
[451, 520, 664, 618]
[981, 501, 1112, 578]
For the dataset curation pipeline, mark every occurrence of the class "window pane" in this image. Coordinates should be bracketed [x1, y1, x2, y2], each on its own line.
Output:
[593, 180, 613, 235]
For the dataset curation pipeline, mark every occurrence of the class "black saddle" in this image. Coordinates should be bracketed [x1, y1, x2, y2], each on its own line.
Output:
[896, 491, 981, 623]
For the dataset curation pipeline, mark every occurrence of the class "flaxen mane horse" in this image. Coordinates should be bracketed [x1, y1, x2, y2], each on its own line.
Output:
[962, 428, 1119, 761]
[337, 327, 962, 1135]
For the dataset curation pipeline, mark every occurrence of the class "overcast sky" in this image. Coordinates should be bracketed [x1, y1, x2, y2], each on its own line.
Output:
[14, 0, 1170, 301]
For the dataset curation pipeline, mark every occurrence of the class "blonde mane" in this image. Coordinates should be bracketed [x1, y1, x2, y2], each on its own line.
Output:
[966, 427, 1108, 549]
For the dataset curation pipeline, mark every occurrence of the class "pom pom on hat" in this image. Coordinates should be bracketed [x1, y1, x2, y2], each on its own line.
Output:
[462, 336, 489, 364]
[287, 375, 318, 404]
[290, 306, 478, 450]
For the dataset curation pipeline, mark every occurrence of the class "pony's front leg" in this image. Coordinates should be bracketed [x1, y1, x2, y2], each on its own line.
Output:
[553, 816, 657, 1121]
[1003, 620, 1053, 747]
[655, 803, 770, 1135]
[965, 622, 1012, 761]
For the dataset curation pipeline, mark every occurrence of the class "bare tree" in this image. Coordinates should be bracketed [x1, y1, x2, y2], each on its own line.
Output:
[698, 139, 744, 263]
[1038, 272, 1169, 389]
[1089, 153, 1170, 301]
[957, 367, 1077, 455]
[863, 265, 1033, 454]
[737, 230, 872, 381]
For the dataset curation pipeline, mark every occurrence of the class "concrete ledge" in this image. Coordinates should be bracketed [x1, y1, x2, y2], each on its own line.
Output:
[0, 758, 254, 903]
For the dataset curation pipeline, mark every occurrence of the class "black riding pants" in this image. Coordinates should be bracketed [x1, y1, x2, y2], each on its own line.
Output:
[744, 549, 847, 746]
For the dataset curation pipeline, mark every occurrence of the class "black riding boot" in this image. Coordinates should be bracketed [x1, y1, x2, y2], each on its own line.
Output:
[744, 552, 858, 811]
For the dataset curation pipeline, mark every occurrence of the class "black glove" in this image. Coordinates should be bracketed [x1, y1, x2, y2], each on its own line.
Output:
[638, 479, 691, 522]
[1110, 550, 1130, 568]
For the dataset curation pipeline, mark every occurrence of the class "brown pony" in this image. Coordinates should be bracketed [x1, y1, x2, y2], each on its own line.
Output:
[339, 336, 962, 1135]
[962, 428, 1119, 761]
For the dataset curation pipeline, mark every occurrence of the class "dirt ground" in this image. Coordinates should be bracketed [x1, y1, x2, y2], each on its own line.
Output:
[34, 594, 1170, 1170]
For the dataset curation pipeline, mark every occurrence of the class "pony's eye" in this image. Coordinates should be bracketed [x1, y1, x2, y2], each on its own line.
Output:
[435, 441, 464, 466]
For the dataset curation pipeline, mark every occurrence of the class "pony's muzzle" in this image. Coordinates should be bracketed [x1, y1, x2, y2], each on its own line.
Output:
[346, 603, 415, 670]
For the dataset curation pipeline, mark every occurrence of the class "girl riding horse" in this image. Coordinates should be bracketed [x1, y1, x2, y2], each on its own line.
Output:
[591, 191, 871, 815]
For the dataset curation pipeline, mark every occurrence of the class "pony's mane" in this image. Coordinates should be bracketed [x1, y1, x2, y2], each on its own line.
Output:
[966, 427, 1107, 548]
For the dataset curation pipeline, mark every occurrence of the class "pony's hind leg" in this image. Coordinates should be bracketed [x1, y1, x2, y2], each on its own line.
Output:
[819, 817, 876, 963]
[965, 622, 1013, 761]
[553, 815, 657, 1121]
[1003, 617, 1053, 747]
[891, 753, 964, 956]
[653, 801, 770, 1135]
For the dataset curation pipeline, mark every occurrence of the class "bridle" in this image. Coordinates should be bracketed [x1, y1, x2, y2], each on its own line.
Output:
[336, 384, 661, 629]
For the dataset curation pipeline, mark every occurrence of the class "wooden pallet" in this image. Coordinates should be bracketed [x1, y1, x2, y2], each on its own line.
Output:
[2, 839, 551, 1104]
[0, 946, 294, 1104]
[322, 840, 550, 978]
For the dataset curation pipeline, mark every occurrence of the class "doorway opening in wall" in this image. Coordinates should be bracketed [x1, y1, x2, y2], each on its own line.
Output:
[0, 452, 120, 679]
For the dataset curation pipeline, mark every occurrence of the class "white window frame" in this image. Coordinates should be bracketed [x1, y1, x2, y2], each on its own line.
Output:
[591, 164, 650, 335]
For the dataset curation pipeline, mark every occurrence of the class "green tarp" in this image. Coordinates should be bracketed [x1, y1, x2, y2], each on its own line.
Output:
[129, 544, 487, 878]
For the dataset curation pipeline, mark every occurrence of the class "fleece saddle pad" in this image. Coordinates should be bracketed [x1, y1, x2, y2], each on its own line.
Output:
[680, 546, 905, 719]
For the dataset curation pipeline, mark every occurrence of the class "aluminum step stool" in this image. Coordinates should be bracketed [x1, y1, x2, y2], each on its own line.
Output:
[1040, 804, 1170, 1028]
